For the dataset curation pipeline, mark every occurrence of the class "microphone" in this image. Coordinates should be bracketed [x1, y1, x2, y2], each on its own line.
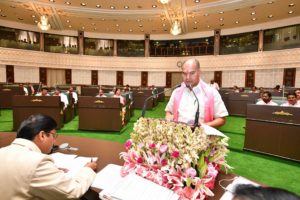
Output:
[186, 84, 200, 128]
[141, 84, 181, 118]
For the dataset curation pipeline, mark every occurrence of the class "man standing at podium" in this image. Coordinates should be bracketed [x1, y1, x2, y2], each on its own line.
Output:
[165, 58, 228, 128]
[0, 114, 97, 199]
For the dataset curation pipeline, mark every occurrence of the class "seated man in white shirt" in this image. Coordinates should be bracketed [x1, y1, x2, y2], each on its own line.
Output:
[35, 87, 50, 96]
[256, 91, 278, 106]
[96, 89, 107, 97]
[295, 89, 300, 103]
[0, 114, 97, 200]
[53, 88, 69, 110]
[281, 92, 300, 107]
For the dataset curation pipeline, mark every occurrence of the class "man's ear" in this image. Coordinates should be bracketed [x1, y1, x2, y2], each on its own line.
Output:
[36, 130, 47, 142]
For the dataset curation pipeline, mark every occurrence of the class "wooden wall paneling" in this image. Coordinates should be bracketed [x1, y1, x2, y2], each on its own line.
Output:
[91, 70, 98, 85]
[283, 68, 296, 87]
[65, 69, 72, 84]
[39, 68, 47, 85]
[214, 71, 222, 87]
[6, 65, 14, 83]
[245, 70, 255, 87]
[166, 72, 172, 88]
[141, 71, 148, 87]
[116, 71, 123, 86]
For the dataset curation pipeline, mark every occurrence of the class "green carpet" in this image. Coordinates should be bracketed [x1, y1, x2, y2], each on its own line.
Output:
[1, 102, 300, 195]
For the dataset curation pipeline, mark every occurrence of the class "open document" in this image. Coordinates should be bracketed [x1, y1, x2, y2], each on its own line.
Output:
[93, 164, 179, 200]
[50, 152, 98, 177]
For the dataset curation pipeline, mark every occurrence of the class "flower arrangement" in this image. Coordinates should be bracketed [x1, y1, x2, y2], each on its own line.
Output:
[120, 118, 230, 200]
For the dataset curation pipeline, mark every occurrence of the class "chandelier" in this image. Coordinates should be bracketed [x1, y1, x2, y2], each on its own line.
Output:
[159, 0, 183, 35]
[37, 15, 51, 31]
[170, 20, 182, 35]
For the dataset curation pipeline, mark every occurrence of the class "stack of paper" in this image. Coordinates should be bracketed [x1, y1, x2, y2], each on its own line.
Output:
[93, 164, 179, 200]
[51, 152, 98, 177]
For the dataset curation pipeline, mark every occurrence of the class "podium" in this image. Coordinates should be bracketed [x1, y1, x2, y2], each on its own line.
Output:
[78, 97, 122, 131]
[12, 96, 64, 130]
[245, 104, 300, 162]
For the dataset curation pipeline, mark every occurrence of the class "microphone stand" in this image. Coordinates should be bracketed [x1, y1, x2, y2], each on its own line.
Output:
[187, 85, 200, 128]
[141, 84, 181, 118]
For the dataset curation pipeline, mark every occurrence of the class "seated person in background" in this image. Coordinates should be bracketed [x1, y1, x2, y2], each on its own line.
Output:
[53, 88, 69, 110]
[233, 85, 239, 93]
[274, 84, 281, 92]
[248, 86, 259, 93]
[96, 89, 107, 97]
[20, 83, 28, 96]
[232, 184, 300, 200]
[123, 84, 131, 92]
[239, 87, 245, 93]
[256, 91, 278, 105]
[66, 86, 78, 104]
[28, 83, 35, 95]
[281, 92, 300, 107]
[113, 88, 126, 125]
[295, 89, 300, 102]
[35, 87, 50, 96]
[209, 79, 220, 90]
[0, 114, 97, 199]
[258, 87, 264, 93]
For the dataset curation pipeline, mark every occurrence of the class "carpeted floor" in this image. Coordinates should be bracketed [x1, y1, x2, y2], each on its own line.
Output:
[1, 102, 299, 195]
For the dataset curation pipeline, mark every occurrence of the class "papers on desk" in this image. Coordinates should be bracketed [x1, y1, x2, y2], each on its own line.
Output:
[93, 164, 179, 200]
[50, 152, 98, 177]
[219, 176, 260, 200]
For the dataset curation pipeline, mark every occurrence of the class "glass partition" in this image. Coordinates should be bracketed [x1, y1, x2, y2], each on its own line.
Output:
[0, 26, 40, 50]
[150, 37, 214, 57]
[44, 33, 78, 54]
[264, 24, 300, 51]
[84, 38, 114, 56]
[220, 31, 259, 54]
[117, 40, 144, 57]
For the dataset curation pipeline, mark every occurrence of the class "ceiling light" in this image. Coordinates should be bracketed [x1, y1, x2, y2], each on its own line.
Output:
[267, 1, 273, 4]
[18, 17, 23, 20]
[110, 6, 115, 9]
[96, 5, 101, 8]
[235, 20, 239, 24]
[219, 18, 224, 21]
[204, 13, 209, 16]
[68, 25, 72, 28]
[65, 1, 71, 5]
[152, 5, 157, 8]
[37, 15, 51, 31]
[31, 15, 35, 18]
[219, 11, 224, 14]
[160, 0, 170, 4]
[129, 29, 133, 32]
[1, 14, 7, 17]
[251, 11, 256, 15]
[288, 10, 294, 14]
[220, 23, 224, 26]
[268, 14, 273, 18]
[288, 3, 295, 7]
[194, 0, 200, 3]
[170, 20, 182, 35]
[124, 6, 129, 9]
[49, 0, 55, 2]
[81, 3, 86, 6]
[252, 18, 256, 21]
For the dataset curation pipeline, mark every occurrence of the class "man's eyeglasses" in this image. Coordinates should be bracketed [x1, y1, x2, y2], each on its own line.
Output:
[46, 130, 58, 139]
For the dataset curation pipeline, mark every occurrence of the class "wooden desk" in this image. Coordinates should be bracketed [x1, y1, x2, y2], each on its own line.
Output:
[0, 86, 24, 108]
[78, 97, 122, 131]
[226, 93, 260, 116]
[12, 96, 64, 130]
[132, 89, 154, 109]
[245, 104, 300, 162]
[0, 133, 235, 200]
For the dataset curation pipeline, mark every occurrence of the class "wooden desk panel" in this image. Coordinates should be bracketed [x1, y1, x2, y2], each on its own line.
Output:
[227, 93, 260, 116]
[245, 104, 300, 162]
[0, 86, 25, 108]
[78, 97, 122, 131]
[12, 96, 64, 130]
